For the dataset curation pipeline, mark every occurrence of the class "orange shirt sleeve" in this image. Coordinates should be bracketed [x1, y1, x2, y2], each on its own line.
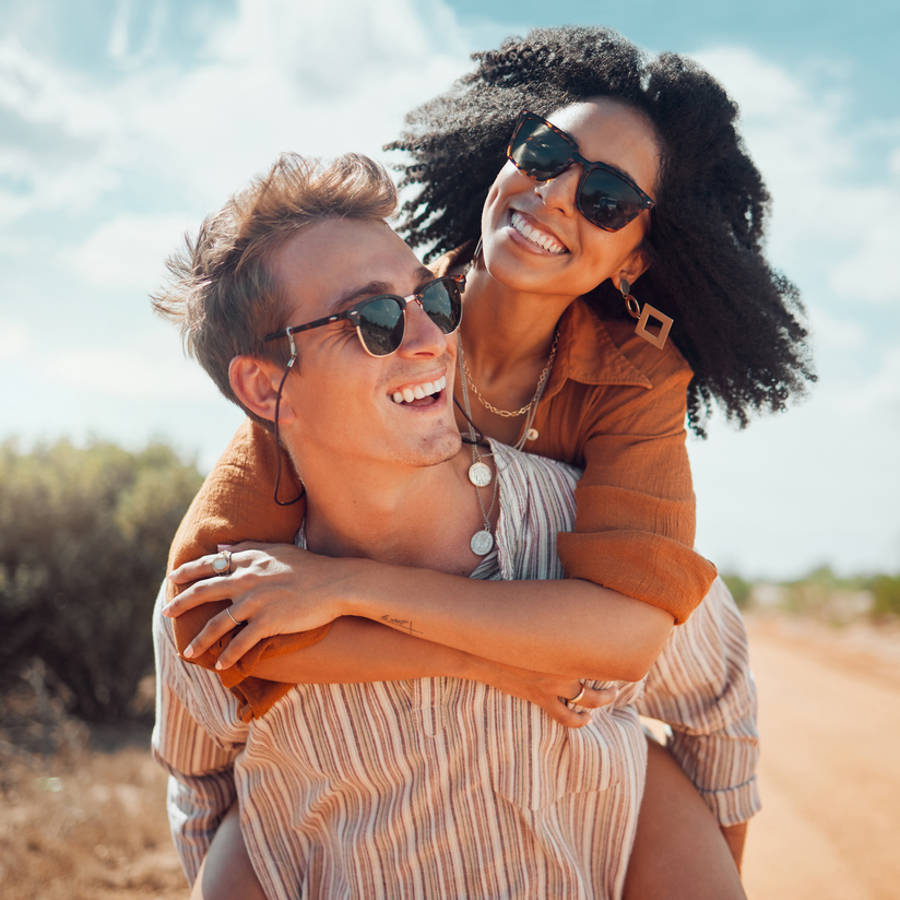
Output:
[166, 418, 328, 720]
[553, 330, 717, 624]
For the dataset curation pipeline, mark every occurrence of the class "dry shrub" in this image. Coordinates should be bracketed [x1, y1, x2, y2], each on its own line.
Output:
[1, 677, 186, 899]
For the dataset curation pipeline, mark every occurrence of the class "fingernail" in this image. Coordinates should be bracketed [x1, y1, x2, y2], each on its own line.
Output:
[183, 646, 195, 659]
[217, 543, 233, 551]
[215, 660, 224, 670]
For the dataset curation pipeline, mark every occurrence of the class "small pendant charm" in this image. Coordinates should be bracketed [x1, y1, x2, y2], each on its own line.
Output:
[525, 428, 539, 442]
[468, 460, 492, 487]
[470, 529, 494, 556]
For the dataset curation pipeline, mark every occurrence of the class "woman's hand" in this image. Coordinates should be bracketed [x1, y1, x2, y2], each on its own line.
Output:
[164, 542, 363, 668]
[472, 658, 617, 729]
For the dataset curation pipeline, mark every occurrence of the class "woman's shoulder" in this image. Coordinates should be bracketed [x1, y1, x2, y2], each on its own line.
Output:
[561, 300, 693, 395]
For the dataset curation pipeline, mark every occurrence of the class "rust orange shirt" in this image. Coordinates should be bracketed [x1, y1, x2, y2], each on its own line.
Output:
[167, 261, 717, 719]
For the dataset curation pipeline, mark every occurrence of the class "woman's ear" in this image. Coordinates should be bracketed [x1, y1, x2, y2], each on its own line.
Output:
[617, 244, 652, 290]
[228, 356, 297, 424]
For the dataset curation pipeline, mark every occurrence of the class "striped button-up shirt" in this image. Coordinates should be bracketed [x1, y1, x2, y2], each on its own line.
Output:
[153, 442, 759, 898]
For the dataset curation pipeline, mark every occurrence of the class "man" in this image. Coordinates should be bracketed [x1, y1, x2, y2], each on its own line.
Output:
[152, 152, 757, 899]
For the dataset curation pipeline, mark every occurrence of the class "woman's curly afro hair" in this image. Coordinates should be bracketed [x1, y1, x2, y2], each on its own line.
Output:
[386, 26, 815, 435]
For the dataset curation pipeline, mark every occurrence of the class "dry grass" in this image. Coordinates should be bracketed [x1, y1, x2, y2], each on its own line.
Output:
[1, 675, 185, 900]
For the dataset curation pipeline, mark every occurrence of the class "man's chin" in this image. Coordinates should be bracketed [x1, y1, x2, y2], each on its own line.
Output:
[403, 431, 464, 469]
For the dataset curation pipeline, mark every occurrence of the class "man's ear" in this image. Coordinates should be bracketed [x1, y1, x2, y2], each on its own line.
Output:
[228, 356, 297, 424]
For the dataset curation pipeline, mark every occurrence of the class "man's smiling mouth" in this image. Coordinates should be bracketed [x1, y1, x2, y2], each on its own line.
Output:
[391, 374, 447, 405]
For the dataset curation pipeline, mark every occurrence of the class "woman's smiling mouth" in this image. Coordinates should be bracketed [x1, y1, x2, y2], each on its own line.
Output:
[508, 211, 568, 255]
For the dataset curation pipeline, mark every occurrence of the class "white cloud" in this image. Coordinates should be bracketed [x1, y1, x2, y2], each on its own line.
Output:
[48, 343, 213, 400]
[0, 321, 29, 360]
[0, 38, 120, 138]
[693, 46, 900, 307]
[0, 0, 472, 224]
[62, 213, 191, 292]
[807, 306, 867, 353]
[828, 212, 900, 303]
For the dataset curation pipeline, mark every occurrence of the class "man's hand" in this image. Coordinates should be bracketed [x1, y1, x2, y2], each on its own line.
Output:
[165, 541, 359, 668]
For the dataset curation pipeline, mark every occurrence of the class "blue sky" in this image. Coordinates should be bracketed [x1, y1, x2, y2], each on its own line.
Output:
[2, 0, 898, 579]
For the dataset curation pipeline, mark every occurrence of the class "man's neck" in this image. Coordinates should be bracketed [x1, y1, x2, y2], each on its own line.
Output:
[297, 448, 494, 576]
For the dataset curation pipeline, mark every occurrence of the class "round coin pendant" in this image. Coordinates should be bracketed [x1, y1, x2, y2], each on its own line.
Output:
[525, 428, 539, 442]
[470, 529, 494, 556]
[468, 460, 493, 487]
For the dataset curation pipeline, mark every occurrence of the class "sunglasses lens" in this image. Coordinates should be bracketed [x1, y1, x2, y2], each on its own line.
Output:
[357, 297, 405, 356]
[509, 117, 573, 181]
[420, 279, 462, 335]
[579, 169, 646, 231]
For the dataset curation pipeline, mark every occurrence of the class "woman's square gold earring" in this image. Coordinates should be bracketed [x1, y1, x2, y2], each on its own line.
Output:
[620, 278, 673, 350]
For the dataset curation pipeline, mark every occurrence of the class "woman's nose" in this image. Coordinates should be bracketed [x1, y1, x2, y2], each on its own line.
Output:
[532, 165, 580, 215]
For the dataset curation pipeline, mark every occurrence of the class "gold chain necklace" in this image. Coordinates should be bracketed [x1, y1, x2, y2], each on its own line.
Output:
[461, 330, 559, 419]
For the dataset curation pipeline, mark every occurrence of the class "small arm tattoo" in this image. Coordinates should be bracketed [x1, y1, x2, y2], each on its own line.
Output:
[380, 614, 423, 636]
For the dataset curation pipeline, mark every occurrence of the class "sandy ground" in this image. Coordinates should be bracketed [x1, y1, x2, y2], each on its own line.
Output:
[740, 615, 900, 899]
[4, 613, 898, 898]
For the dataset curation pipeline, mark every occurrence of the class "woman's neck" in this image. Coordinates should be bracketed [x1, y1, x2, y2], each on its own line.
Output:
[459, 264, 572, 379]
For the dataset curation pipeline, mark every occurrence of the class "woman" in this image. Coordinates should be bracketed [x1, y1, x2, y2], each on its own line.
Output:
[165, 27, 813, 897]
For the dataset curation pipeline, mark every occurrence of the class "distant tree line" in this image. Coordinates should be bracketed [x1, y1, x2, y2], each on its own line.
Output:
[723, 566, 900, 619]
[0, 439, 202, 722]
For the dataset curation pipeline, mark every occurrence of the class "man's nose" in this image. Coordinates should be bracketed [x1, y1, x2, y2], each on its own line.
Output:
[399, 301, 449, 357]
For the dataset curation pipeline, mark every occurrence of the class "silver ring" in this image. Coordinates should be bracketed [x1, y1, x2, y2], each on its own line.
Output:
[225, 606, 241, 627]
[211, 550, 232, 575]
[566, 685, 587, 707]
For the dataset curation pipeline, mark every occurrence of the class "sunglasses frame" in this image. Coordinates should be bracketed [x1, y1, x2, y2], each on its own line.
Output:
[507, 111, 656, 232]
[264, 273, 465, 359]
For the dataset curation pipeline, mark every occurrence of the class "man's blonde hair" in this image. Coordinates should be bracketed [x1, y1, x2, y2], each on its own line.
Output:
[152, 152, 397, 421]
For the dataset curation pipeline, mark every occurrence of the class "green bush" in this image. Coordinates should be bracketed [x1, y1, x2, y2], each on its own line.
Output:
[720, 573, 753, 610]
[869, 574, 900, 618]
[0, 439, 202, 722]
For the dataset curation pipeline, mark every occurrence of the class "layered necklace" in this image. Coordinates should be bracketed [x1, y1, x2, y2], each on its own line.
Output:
[457, 330, 559, 556]
[456, 244, 560, 555]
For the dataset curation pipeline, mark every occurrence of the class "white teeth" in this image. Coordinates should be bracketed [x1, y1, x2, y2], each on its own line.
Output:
[510, 211, 566, 254]
[390, 375, 447, 404]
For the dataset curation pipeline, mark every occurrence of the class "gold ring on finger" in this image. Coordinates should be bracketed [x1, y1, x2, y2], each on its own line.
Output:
[566, 685, 587, 706]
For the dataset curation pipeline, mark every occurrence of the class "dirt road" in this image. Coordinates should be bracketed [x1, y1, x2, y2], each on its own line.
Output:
[740, 617, 900, 899]
[5, 614, 899, 898]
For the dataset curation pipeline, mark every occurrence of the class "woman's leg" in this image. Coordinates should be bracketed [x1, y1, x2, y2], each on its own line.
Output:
[623, 737, 747, 900]
[190, 803, 267, 900]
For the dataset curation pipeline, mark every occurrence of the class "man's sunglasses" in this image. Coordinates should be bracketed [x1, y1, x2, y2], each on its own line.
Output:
[507, 111, 655, 232]
[264, 274, 465, 358]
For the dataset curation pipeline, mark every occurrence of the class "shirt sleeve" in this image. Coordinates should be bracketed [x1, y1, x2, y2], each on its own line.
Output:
[165, 418, 330, 719]
[553, 321, 717, 623]
[152, 584, 246, 881]
[635, 577, 761, 826]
